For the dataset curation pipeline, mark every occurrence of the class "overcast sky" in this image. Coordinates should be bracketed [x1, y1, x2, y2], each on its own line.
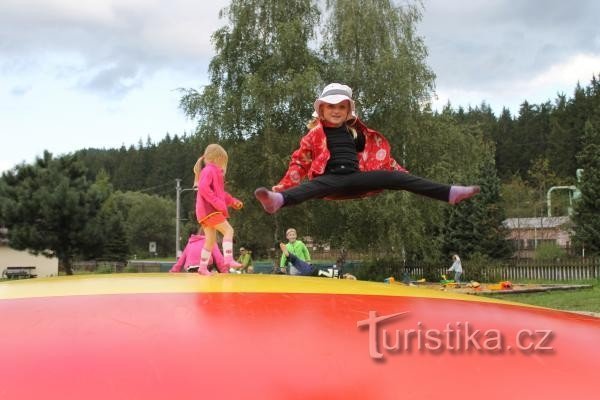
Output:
[1, 0, 599, 173]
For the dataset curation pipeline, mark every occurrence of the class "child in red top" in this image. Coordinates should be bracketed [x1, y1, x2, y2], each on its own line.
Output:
[194, 144, 243, 275]
[254, 83, 479, 213]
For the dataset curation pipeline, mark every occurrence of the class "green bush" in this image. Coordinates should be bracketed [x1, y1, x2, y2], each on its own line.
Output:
[95, 265, 114, 274]
[354, 256, 404, 282]
[534, 242, 567, 260]
[123, 265, 138, 273]
[459, 253, 501, 283]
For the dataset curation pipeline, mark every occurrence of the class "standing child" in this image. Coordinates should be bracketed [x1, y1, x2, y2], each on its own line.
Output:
[254, 83, 480, 213]
[194, 144, 243, 275]
[280, 228, 311, 275]
[447, 254, 463, 284]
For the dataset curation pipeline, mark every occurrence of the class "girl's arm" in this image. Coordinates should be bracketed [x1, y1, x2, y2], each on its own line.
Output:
[223, 192, 243, 209]
[274, 134, 314, 191]
[198, 171, 228, 212]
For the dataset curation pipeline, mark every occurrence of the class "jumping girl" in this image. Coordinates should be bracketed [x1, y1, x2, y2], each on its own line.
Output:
[255, 83, 480, 213]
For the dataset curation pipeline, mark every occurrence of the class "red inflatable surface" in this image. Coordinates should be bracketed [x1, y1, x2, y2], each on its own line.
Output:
[1, 274, 599, 399]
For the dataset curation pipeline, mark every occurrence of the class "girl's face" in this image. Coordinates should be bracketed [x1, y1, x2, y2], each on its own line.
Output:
[320, 101, 350, 127]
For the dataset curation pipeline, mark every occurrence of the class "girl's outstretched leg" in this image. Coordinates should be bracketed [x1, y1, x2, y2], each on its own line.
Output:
[254, 187, 284, 214]
[448, 185, 481, 204]
[215, 220, 242, 268]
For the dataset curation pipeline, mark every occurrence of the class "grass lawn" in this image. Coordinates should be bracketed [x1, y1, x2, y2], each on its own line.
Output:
[484, 280, 600, 313]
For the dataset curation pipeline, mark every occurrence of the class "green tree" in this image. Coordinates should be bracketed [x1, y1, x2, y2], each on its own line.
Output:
[312, 0, 447, 260]
[179, 0, 323, 248]
[443, 159, 511, 259]
[493, 107, 516, 179]
[322, 0, 434, 126]
[500, 176, 537, 218]
[109, 191, 176, 258]
[527, 157, 558, 217]
[85, 191, 130, 262]
[573, 107, 600, 254]
[0, 152, 110, 274]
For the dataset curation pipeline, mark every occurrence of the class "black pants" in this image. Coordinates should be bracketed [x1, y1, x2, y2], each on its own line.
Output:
[282, 170, 451, 206]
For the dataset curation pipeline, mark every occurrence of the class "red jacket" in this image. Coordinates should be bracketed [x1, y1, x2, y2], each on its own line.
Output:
[195, 162, 240, 220]
[276, 119, 408, 195]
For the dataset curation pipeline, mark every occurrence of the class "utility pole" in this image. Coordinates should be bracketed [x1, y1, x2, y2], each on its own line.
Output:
[175, 179, 181, 257]
[175, 178, 197, 258]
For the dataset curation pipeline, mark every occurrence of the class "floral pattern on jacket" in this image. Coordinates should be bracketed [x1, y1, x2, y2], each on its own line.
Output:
[276, 118, 408, 191]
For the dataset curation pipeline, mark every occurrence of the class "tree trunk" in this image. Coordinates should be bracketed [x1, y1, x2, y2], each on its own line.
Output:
[63, 257, 74, 275]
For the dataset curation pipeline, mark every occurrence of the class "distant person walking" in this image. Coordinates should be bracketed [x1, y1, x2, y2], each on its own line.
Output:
[447, 254, 463, 284]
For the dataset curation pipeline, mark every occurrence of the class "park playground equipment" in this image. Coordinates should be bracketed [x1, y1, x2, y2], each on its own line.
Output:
[1, 273, 599, 399]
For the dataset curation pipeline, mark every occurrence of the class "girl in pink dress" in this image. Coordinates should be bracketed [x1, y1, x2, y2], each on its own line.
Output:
[193, 144, 243, 275]
[169, 228, 227, 273]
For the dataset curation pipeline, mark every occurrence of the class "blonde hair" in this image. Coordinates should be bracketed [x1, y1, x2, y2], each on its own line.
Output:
[193, 144, 228, 186]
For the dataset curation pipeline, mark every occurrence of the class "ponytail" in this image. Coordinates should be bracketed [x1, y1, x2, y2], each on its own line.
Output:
[193, 156, 204, 187]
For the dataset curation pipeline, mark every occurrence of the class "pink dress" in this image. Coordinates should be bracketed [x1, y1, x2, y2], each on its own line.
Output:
[195, 162, 240, 222]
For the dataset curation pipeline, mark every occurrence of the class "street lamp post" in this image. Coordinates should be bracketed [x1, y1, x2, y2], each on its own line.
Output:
[175, 179, 197, 257]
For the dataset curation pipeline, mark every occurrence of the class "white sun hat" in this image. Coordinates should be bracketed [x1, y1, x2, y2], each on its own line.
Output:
[312, 83, 357, 118]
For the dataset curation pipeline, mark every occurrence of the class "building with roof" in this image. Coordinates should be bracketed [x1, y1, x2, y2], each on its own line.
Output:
[503, 216, 573, 258]
[0, 228, 58, 278]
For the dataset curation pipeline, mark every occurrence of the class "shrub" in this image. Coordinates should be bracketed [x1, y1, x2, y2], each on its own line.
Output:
[534, 243, 567, 261]
[95, 265, 114, 274]
[354, 256, 405, 282]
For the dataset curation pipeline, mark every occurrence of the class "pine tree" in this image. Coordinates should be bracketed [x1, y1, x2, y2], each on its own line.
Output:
[179, 0, 322, 246]
[443, 159, 511, 259]
[0, 152, 110, 274]
[573, 107, 600, 254]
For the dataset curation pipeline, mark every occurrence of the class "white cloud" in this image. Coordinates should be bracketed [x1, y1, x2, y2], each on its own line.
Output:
[0, 0, 231, 173]
[2, 0, 600, 173]
[529, 54, 600, 88]
[433, 53, 600, 114]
